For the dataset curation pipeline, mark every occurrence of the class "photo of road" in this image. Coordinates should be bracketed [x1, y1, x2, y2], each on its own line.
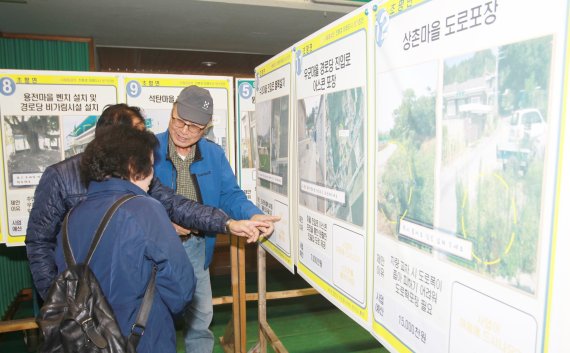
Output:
[256, 95, 289, 196]
[298, 87, 365, 227]
[439, 36, 553, 294]
[376, 62, 437, 239]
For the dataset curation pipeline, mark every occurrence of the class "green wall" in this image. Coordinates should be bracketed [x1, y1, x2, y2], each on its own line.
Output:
[0, 36, 90, 317]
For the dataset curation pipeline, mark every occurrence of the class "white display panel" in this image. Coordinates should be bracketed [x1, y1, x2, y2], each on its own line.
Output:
[546, 58, 570, 353]
[0, 70, 119, 245]
[254, 51, 295, 272]
[371, 0, 569, 352]
[294, 7, 370, 326]
[235, 78, 257, 203]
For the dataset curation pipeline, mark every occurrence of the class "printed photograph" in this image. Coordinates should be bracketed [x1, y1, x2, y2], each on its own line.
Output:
[3, 115, 61, 188]
[298, 87, 365, 227]
[439, 35, 553, 294]
[376, 62, 437, 239]
[63, 115, 97, 158]
[240, 111, 255, 168]
[256, 95, 289, 196]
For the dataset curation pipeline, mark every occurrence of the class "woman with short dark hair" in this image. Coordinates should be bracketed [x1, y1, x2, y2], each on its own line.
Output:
[80, 125, 156, 187]
[55, 124, 196, 353]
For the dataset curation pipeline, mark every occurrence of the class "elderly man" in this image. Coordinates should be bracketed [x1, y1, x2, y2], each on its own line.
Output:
[153, 86, 280, 353]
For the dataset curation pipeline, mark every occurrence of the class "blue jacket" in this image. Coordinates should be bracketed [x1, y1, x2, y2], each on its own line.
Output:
[54, 178, 195, 353]
[26, 153, 229, 299]
[154, 132, 262, 268]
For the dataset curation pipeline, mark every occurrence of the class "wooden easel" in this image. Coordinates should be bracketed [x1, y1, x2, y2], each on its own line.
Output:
[220, 237, 318, 353]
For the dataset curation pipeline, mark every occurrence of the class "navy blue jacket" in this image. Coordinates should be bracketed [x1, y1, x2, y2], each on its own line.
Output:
[154, 132, 263, 269]
[54, 178, 195, 353]
[26, 153, 229, 299]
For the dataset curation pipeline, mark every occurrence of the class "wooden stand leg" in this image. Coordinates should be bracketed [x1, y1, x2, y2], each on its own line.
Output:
[252, 245, 288, 353]
[221, 235, 247, 353]
[258, 245, 267, 353]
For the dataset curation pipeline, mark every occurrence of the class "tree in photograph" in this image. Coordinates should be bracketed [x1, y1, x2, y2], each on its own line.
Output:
[4, 115, 59, 153]
[444, 49, 496, 86]
[390, 89, 435, 148]
[498, 36, 552, 114]
[379, 89, 435, 235]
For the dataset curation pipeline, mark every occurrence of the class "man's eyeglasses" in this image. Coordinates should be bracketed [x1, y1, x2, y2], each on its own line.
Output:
[171, 116, 208, 134]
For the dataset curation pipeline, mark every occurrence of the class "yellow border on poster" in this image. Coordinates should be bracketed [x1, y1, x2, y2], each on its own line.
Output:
[1, 73, 119, 246]
[260, 238, 293, 267]
[124, 77, 230, 90]
[256, 51, 292, 78]
[297, 11, 368, 56]
[543, 10, 570, 353]
[2, 74, 117, 86]
[298, 262, 368, 321]
[368, 0, 434, 348]
[292, 1, 374, 330]
[378, 0, 430, 16]
[372, 321, 413, 353]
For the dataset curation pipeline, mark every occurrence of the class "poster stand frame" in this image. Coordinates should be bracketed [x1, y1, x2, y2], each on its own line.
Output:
[245, 246, 319, 353]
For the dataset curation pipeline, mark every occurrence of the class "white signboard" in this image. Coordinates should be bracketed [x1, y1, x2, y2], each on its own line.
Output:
[0, 70, 118, 245]
[294, 8, 370, 325]
[235, 78, 257, 203]
[371, 0, 569, 352]
[255, 51, 295, 272]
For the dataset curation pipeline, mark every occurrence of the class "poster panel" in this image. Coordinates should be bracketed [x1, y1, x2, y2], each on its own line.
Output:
[0, 70, 119, 245]
[294, 7, 370, 325]
[371, 0, 569, 352]
[122, 74, 234, 167]
[235, 78, 257, 203]
[254, 51, 295, 272]
[546, 56, 570, 353]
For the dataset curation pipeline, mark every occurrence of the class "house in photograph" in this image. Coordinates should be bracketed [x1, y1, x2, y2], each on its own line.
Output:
[442, 73, 497, 153]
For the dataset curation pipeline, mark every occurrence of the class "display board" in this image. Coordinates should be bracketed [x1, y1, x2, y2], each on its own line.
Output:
[547, 65, 570, 353]
[294, 6, 370, 326]
[371, 0, 569, 352]
[0, 70, 119, 245]
[252, 0, 569, 351]
[254, 51, 295, 272]
[122, 74, 235, 167]
[235, 78, 257, 202]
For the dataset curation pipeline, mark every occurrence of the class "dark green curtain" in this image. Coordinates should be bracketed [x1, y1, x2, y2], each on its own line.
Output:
[0, 36, 90, 318]
[0, 37, 90, 71]
[0, 246, 30, 319]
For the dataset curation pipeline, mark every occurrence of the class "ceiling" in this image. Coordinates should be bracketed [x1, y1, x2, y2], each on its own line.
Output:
[0, 0, 360, 56]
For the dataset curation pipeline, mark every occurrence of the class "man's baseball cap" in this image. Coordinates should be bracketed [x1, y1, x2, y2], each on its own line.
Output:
[175, 85, 213, 125]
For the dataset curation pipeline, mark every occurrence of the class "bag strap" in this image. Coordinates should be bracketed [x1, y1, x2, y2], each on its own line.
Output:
[62, 193, 157, 349]
[128, 265, 157, 347]
[62, 194, 139, 267]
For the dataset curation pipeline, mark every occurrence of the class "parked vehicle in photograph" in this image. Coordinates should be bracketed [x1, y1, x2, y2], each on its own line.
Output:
[508, 108, 546, 143]
[497, 108, 547, 175]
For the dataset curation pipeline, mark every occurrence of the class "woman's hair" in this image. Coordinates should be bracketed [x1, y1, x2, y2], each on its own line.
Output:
[95, 104, 145, 134]
[80, 125, 158, 186]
